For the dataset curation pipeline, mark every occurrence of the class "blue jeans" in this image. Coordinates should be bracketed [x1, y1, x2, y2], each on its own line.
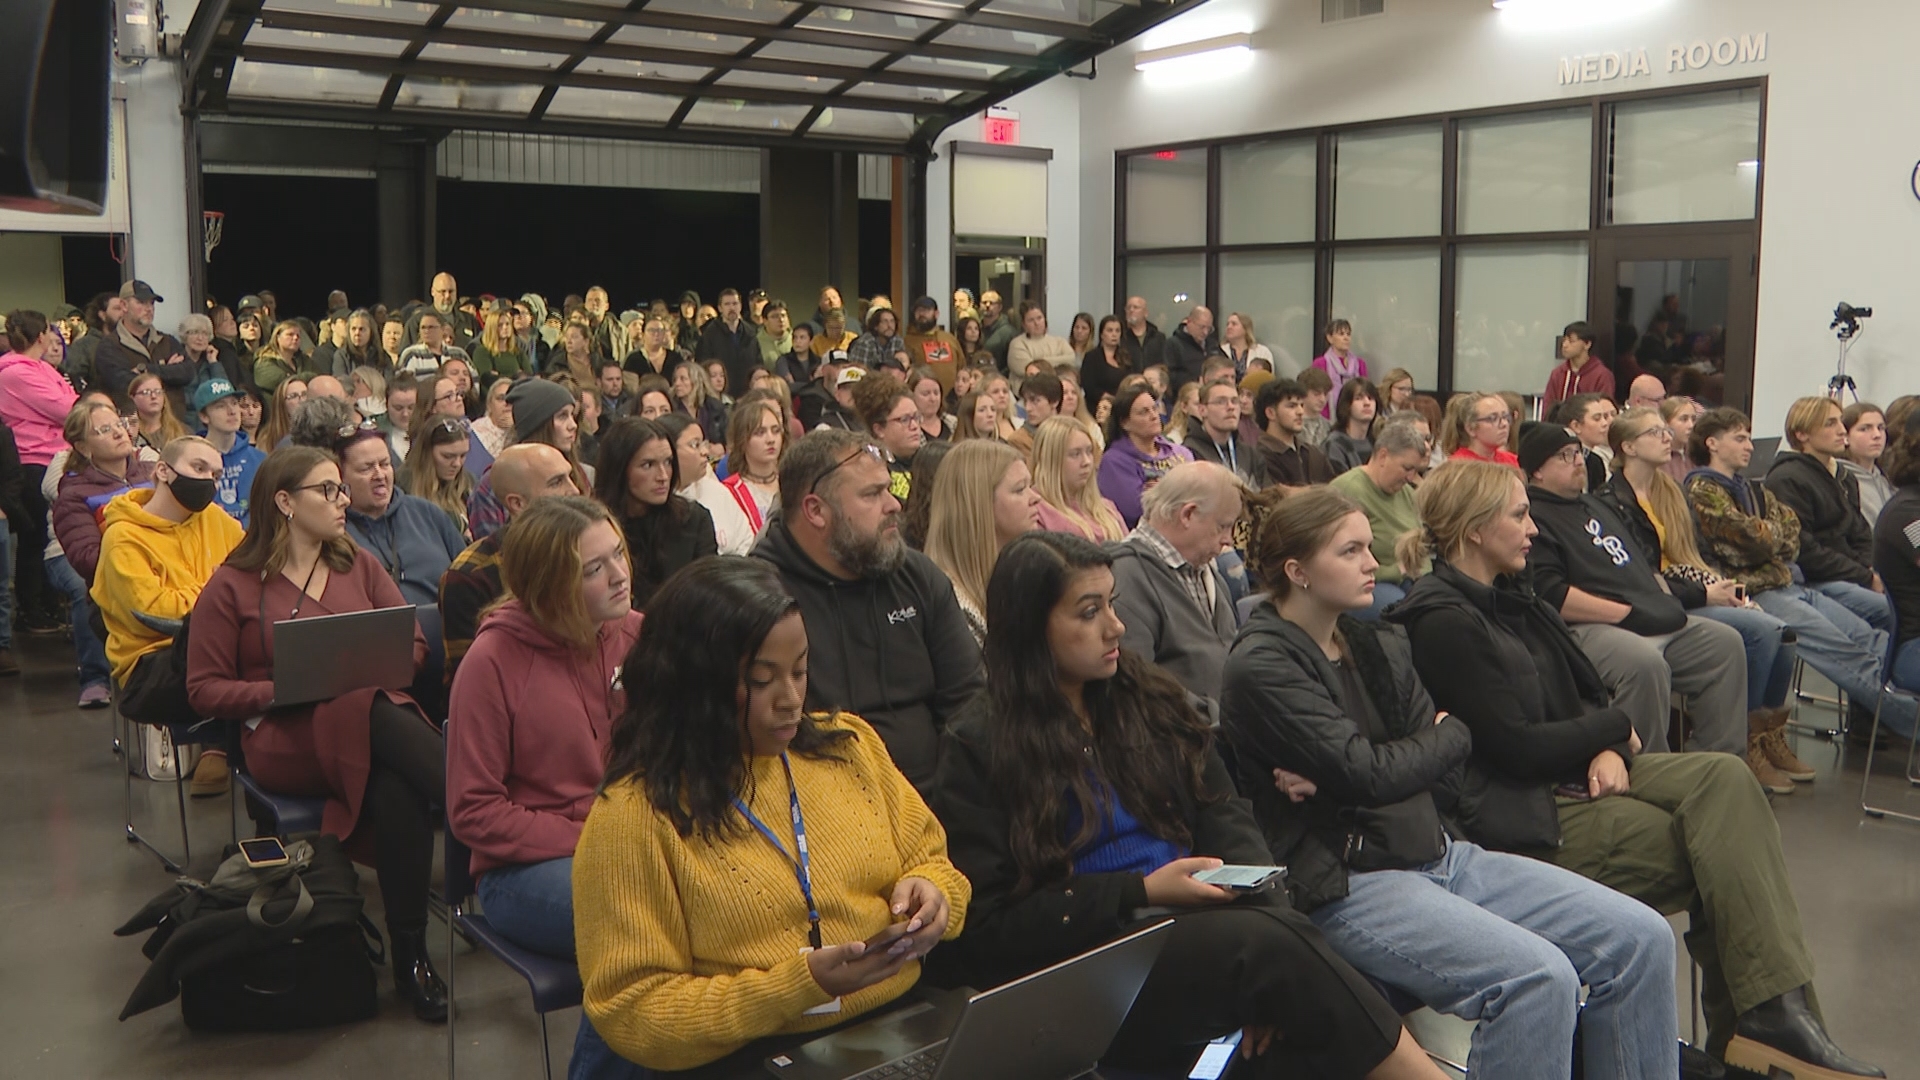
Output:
[1754, 584, 1913, 738]
[1811, 579, 1896, 638]
[1353, 580, 1407, 622]
[1308, 840, 1676, 1080]
[0, 528, 12, 650]
[1693, 603, 1796, 711]
[475, 859, 638, 1080]
[43, 555, 110, 688]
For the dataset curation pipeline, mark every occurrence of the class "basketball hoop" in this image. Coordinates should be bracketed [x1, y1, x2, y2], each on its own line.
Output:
[202, 211, 224, 262]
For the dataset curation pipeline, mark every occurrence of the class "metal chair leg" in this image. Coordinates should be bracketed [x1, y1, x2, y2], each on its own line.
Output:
[1785, 657, 1845, 740]
[123, 722, 188, 874]
[1861, 684, 1920, 823]
[1690, 961, 1702, 1048]
[540, 1013, 554, 1080]
[447, 902, 458, 1080]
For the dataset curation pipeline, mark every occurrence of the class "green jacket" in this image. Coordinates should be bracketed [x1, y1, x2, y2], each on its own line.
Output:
[1685, 471, 1799, 594]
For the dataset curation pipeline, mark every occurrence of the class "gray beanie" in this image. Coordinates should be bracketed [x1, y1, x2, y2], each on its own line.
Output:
[508, 377, 577, 443]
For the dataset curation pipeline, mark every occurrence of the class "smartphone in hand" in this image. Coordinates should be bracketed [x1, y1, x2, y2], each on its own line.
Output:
[1190, 865, 1286, 892]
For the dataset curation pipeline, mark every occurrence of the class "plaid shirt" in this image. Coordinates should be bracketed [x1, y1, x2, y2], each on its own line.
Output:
[439, 531, 504, 688]
[1127, 523, 1215, 617]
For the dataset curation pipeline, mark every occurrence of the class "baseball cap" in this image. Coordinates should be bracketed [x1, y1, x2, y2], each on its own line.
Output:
[191, 378, 243, 413]
[237, 294, 264, 313]
[119, 280, 164, 304]
[836, 367, 867, 389]
[1516, 421, 1581, 478]
[824, 348, 851, 367]
[911, 295, 938, 312]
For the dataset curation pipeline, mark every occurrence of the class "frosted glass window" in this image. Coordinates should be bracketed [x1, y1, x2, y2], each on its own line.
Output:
[1125, 152, 1206, 248]
[953, 154, 1047, 237]
[1453, 243, 1589, 393]
[1334, 126, 1441, 240]
[1330, 248, 1440, 388]
[1125, 255, 1206, 340]
[1218, 251, 1316, 378]
[1220, 138, 1316, 245]
[1610, 88, 1760, 224]
[1458, 110, 1591, 234]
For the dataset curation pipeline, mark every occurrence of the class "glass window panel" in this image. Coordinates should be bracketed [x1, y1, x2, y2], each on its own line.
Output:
[577, 57, 714, 82]
[444, 10, 602, 40]
[810, 108, 919, 140]
[839, 80, 961, 104]
[1220, 137, 1315, 245]
[227, 60, 390, 104]
[935, 24, 1061, 55]
[1330, 247, 1441, 388]
[393, 80, 543, 115]
[608, 25, 753, 53]
[1124, 151, 1206, 249]
[799, 6, 928, 37]
[1458, 109, 1591, 234]
[1333, 125, 1441, 240]
[545, 86, 682, 123]
[891, 53, 1009, 80]
[262, 0, 439, 23]
[714, 68, 829, 91]
[1125, 255, 1206, 342]
[417, 42, 558, 69]
[246, 27, 411, 57]
[683, 99, 813, 132]
[982, 0, 1125, 24]
[1610, 88, 1760, 224]
[1218, 251, 1316, 379]
[654, 0, 799, 22]
[1454, 242, 1589, 393]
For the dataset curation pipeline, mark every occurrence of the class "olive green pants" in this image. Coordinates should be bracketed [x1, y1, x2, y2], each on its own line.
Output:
[1549, 752, 1815, 1055]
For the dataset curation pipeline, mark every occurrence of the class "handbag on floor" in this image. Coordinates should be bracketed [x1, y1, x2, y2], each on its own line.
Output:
[116, 833, 384, 1031]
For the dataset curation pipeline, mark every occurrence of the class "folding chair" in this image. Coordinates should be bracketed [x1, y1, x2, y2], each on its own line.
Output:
[444, 829, 583, 1080]
[123, 713, 218, 874]
[1785, 656, 1847, 741]
[1859, 681, 1920, 823]
[230, 766, 327, 843]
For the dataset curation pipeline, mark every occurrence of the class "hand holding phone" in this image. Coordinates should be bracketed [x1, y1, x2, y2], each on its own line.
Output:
[1144, 857, 1236, 908]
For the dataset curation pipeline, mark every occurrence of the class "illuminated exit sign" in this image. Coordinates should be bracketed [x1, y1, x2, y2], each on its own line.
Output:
[983, 105, 1020, 145]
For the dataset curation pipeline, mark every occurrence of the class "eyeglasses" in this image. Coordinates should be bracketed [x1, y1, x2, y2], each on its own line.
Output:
[1470, 413, 1511, 427]
[1553, 446, 1585, 466]
[883, 410, 919, 427]
[808, 443, 886, 498]
[133, 387, 165, 399]
[435, 389, 463, 405]
[1635, 425, 1675, 441]
[293, 481, 351, 503]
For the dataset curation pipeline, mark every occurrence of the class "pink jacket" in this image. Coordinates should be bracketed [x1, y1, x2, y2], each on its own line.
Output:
[447, 600, 642, 877]
[0, 352, 78, 466]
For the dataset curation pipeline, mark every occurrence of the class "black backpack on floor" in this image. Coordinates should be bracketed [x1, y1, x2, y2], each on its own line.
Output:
[117, 833, 384, 1031]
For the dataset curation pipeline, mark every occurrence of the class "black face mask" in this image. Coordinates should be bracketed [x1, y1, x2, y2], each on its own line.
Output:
[167, 473, 218, 513]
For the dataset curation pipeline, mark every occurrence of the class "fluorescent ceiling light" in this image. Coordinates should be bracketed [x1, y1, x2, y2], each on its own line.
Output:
[1134, 33, 1253, 71]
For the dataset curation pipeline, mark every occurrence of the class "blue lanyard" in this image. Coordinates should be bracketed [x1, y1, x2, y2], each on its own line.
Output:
[732, 753, 822, 950]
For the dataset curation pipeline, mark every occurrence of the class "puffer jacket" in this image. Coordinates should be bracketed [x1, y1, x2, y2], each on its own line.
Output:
[52, 460, 156, 583]
[1686, 468, 1799, 595]
[1221, 608, 1469, 912]
[1385, 560, 1635, 853]
[1766, 451, 1875, 587]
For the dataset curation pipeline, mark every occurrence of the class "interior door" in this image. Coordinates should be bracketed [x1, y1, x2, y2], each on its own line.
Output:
[954, 246, 1045, 317]
[1591, 227, 1757, 410]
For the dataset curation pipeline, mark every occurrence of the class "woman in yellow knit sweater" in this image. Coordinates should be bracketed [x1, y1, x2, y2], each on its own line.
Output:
[572, 556, 970, 1076]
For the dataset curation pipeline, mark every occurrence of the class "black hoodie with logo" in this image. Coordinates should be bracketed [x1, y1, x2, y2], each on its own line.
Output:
[752, 517, 984, 793]
[1524, 484, 1688, 637]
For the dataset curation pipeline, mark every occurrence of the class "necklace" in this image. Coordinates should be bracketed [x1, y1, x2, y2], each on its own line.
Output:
[743, 469, 777, 485]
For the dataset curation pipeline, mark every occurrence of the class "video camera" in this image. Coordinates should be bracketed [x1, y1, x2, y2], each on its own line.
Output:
[1832, 302, 1872, 339]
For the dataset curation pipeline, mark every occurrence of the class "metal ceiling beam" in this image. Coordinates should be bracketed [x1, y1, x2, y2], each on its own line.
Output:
[253, 9, 1001, 93]
[180, 0, 267, 110]
[238, 44, 941, 115]
[378, 4, 459, 111]
[665, 2, 819, 132]
[528, 0, 650, 124]
[797, 0, 996, 137]
[423, 0, 1055, 69]
[213, 96, 908, 156]
[790, 0, 1099, 41]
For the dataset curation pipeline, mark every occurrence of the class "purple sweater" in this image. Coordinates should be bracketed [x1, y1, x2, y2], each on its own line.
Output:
[1097, 436, 1194, 529]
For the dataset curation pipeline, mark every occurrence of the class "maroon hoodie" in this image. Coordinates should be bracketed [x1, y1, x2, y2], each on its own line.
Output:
[447, 600, 642, 877]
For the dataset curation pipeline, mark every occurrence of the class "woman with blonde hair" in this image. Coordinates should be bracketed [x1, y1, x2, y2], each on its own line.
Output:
[1658, 396, 1701, 484]
[127, 371, 189, 452]
[1029, 416, 1125, 543]
[1222, 312, 1274, 380]
[1441, 392, 1518, 466]
[1388, 458, 1883, 1080]
[1067, 312, 1097, 360]
[923, 439, 1042, 644]
[252, 318, 307, 391]
[1377, 367, 1416, 414]
[1599, 407, 1802, 778]
[1165, 382, 1202, 445]
[469, 303, 526, 382]
[405, 414, 476, 536]
[671, 357, 727, 444]
[350, 364, 388, 422]
[257, 376, 308, 450]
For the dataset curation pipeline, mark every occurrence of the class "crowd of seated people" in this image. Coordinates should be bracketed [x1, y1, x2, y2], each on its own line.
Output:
[7, 278, 1906, 1080]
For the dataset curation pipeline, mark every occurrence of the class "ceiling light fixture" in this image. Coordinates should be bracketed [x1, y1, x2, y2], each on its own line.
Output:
[1133, 32, 1254, 72]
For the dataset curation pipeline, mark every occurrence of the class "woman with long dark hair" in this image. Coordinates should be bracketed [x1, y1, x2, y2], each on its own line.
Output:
[1078, 314, 1130, 412]
[1223, 488, 1678, 1078]
[572, 557, 969, 1073]
[593, 417, 718, 611]
[931, 531, 1443, 1080]
[187, 447, 446, 1021]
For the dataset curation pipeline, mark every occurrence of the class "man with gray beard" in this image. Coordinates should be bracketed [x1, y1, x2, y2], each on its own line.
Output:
[753, 429, 983, 793]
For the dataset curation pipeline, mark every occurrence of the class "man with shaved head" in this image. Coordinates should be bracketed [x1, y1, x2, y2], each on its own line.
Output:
[1626, 374, 1667, 411]
[418, 271, 476, 349]
[1120, 294, 1167, 372]
[304, 374, 350, 403]
[1165, 303, 1224, 392]
[437, 443, 582, 686]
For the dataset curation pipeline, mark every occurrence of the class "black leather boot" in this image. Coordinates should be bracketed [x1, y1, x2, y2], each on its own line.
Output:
[390, 927, 449, 1023]
[1725, 986, 1883, 1078]
[1680, 1042, 1725, 1079]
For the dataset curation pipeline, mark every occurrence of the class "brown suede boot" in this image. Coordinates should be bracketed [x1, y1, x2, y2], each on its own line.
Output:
[1746, 711, 1795, 794]
[1755, 707, 1816, 781]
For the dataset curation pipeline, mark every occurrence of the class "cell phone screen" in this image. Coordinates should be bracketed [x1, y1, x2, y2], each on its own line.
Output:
[240, 837, 287, 864]
[1192, 865, 1282, 890]
[1188, 1031, 1242, 1080]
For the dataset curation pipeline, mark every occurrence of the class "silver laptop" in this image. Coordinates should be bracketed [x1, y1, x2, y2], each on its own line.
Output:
[766, 920, 1171, 1080]
[271, 606, 418, 708]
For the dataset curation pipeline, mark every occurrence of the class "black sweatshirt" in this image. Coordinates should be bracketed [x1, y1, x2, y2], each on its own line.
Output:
[1525, 484, 1687, 636]
[1766, 451, 1876, 587]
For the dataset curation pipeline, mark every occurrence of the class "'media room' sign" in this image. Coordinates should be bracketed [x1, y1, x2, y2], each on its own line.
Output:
[1557, 33, 1767, 85]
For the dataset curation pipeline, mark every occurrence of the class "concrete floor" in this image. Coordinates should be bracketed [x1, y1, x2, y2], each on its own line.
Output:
[4, 629, 1919, 1079]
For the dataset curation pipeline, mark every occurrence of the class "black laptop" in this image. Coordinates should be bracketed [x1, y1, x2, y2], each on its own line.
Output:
[765, 920, 1172, 1080]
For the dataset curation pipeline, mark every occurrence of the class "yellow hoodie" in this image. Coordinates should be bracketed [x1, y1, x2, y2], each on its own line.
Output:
[90, 487, 244, 686]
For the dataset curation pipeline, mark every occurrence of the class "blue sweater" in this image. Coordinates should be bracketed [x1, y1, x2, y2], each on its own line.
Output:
[1067, 780, 1189, 876]
[346, 490, 467, 607]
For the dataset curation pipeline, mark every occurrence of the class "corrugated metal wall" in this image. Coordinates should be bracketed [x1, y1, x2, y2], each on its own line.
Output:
[437, 131, 761, 193]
